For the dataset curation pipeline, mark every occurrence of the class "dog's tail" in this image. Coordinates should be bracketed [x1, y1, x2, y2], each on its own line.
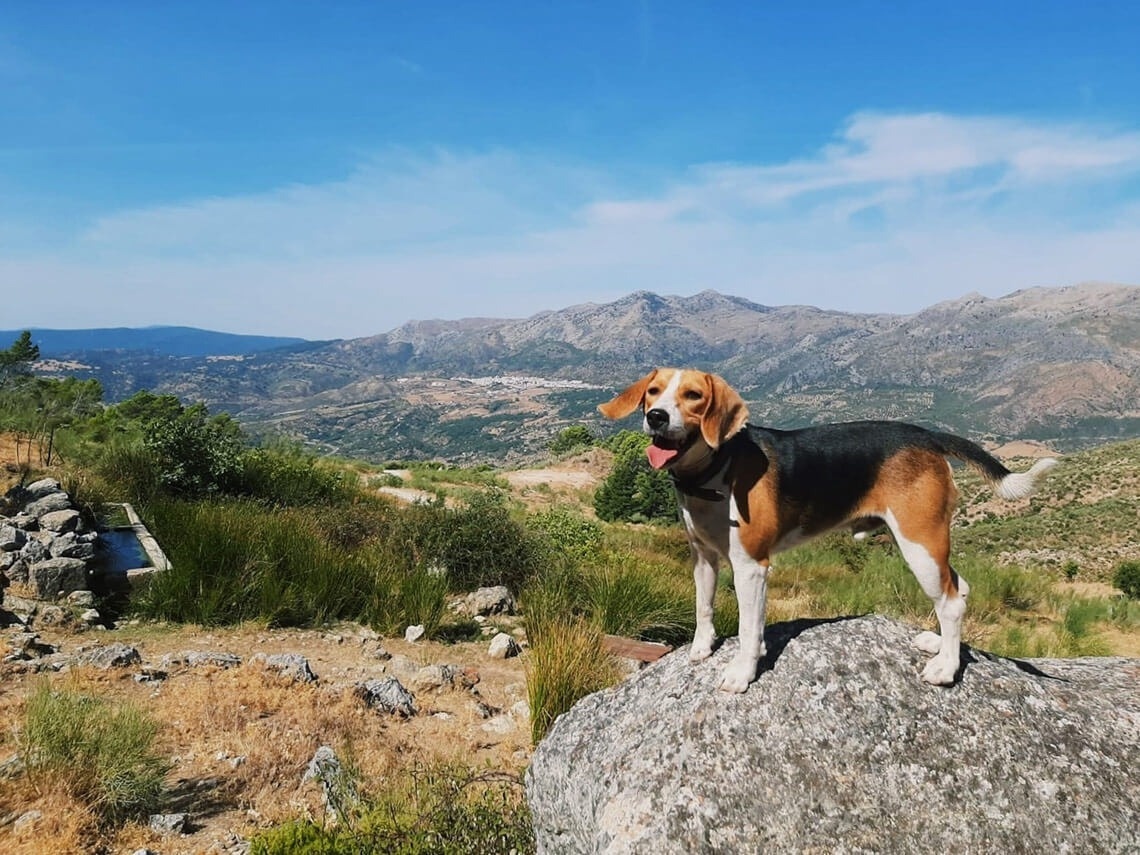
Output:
[930, 431, 1058, 500]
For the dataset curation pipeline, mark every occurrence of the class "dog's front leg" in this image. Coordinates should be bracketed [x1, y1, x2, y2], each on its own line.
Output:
[720, 546, 770, 693]
[689, 546, 719, 662]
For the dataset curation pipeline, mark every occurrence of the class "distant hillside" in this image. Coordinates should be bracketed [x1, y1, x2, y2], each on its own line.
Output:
[2, 326, 313, 358]
[22, 283, 1140, 462]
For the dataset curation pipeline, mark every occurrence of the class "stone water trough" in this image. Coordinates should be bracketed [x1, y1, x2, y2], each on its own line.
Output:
[1, 479, 170, 626]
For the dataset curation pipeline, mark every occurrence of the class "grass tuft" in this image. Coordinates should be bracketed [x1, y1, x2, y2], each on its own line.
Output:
[20, 681, 168, 825]
[526, 618, 620, 743]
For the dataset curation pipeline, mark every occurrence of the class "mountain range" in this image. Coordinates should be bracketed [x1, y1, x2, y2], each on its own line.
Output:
[18, 282, 1140, 462]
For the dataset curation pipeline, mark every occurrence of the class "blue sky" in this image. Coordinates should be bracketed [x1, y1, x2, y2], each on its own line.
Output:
[2, 1, 1139, 339]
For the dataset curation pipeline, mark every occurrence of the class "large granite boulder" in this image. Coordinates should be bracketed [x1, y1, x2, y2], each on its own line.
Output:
[526, 616, 1139, 854]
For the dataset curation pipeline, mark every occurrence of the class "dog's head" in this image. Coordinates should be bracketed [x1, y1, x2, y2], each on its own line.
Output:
[597, 368, 749, 469]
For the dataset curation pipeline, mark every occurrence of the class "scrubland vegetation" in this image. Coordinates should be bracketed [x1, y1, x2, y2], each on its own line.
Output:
[1, 335, 1137, 853]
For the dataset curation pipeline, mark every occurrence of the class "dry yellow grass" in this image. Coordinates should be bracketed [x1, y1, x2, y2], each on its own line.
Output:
[0, 623, 531, 853]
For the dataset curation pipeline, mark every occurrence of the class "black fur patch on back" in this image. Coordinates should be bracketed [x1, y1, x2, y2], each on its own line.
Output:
[743, 421, 947, 531]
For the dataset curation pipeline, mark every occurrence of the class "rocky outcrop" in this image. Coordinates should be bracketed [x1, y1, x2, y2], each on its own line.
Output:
[1, 479, 101, 621]
[526, 616, 1139, 854]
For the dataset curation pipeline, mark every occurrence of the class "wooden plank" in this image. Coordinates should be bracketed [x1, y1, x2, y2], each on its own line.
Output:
[602, 635, 673, 663]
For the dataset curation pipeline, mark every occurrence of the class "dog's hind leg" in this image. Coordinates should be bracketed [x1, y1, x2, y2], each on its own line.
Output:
[883, 508, 966, 685]
[690, 546, 719, 662]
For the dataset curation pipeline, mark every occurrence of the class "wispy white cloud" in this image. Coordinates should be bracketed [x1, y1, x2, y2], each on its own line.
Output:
[4, 112, 1140, 338]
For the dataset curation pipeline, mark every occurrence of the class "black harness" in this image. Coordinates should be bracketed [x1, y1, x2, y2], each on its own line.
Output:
[668, 429, 750, 503]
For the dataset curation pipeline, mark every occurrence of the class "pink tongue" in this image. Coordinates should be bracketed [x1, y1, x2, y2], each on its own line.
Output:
[646, 443, 679, 470]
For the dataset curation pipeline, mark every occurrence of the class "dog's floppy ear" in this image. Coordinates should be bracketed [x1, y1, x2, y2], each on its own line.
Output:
[598, 370, 657, 420]
[700, 373, 749, 448]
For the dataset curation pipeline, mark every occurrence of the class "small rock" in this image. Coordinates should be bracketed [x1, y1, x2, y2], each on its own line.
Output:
[23, 477, 62, 500]
[459, 666, 481, 688]
[78, 643, 141, 669]
[472, 700, 502, 719]
[384, 653, 420, 683]
[404, 624, 425, 643]
[412, 663, 460, 691]
[32, 604, 70, 626]
[9, 633, 58, 658]
[251, 652, 318, 683]
[481, 715, 517, 735]
[0, 523, 27, 552]
[303, 745, 361, 815]
[79, 608, 102, 626]
[3, 558, 28, 585]
[371, 643, 392, 660]
[134, 667, 168, 683]
[0, 753, 26, 779]
[162, 650, 242, 669]
[355, 677, 417, 717]
[66, 589, 96, 607]
[13, 809, 43, 833]
[455, 585, 516, 617]
[488, 632, 521, 659]
[149, 812, 189, 835]
[28, 557, 88, 599]
[24, 491, 72, 518]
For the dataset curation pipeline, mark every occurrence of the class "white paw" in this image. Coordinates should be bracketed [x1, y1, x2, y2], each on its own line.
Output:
[920, 655, 958, 686]
[689, 629, 715, 662]
[689, 643, 714, 663]
[717, 659, 757, 693]
[912, 631, 942, 655]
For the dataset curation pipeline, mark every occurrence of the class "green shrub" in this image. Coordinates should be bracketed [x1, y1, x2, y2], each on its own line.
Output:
[549, 425, 595, 455]
[250, 763, 534, 855]
[20, 682, 168, 825]
[145, 406, 246, 497]
[419, 491, 541, 593]
[529, 508, 603, 563]
[96, 440, 162, 503]
[593, 431, 676, 524]
[1114, 560, 1140, 599]
[239, 446, 355, 507]
[522, 564, 586, 647]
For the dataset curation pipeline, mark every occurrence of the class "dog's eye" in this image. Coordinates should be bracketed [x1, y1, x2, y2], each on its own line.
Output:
[647, 387, 660, 396]
[683, 390, 703, 400]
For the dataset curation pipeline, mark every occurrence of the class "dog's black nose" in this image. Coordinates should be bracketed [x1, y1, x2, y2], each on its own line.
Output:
[645, 408, 669, 431]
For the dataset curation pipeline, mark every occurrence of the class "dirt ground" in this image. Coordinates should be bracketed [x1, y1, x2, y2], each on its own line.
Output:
[0, 618, 533, 854]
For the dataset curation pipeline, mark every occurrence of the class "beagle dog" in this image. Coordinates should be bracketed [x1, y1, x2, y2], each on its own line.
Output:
[598, 368, 1057, 693]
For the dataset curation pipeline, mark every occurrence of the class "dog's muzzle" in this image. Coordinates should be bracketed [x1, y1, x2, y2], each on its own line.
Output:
[646, 408, 670, 431]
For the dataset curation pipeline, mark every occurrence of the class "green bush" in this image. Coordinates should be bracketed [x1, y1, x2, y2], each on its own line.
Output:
[96, 440, 162, 503]
[412, 491, 541, 593]
[250, 763, 534, 855]
[594, 432, 676, 524]
[239, 446, 355, 507]
[1114, 560, 1140, 599]
[529, 508, 603, 563]
[549, 425, 595, 455]
[142, 405, 246, 497]
[20, 682, 168, 825]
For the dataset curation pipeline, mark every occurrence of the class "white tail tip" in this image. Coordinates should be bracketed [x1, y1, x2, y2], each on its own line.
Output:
[996, 458, 1059, 500]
